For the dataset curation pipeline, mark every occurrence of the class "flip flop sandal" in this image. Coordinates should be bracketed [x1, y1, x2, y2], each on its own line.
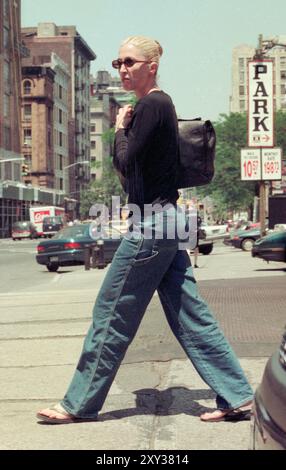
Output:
[200, 407, 253, 423]
[36, 403, 97, 425]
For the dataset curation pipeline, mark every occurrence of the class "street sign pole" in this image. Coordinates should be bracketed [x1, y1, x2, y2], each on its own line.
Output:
[259, 179, 266, 236]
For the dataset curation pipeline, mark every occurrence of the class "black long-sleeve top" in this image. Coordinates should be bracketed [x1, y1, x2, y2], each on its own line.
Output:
[113, 90, 179, 210]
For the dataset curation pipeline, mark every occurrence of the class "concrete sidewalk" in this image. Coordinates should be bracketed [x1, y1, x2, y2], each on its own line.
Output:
[0, 245, 284, 450]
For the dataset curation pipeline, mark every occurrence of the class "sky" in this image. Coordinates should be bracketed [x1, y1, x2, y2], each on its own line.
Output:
[21, 0, 286, 121]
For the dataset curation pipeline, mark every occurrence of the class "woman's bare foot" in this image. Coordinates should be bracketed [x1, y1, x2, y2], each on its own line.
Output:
[37, 403, 76, 424]
[200, 401, 253, 422]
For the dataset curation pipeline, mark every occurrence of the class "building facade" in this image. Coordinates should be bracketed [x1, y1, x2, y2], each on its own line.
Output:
[0, 4, 65, 238]
[21, 23, 96, 202]
[230, 43, 286, 113]
[46, 53, 70, 194]
[21, 64, 55, 188]
[0, 0, 23, 182]
[89, 71, 134, 181]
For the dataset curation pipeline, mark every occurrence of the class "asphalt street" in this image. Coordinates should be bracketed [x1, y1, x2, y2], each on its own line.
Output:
[0, 238, 285, 450]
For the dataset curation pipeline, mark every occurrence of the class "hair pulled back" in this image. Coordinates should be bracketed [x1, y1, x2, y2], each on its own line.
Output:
[120, 35, 163, 65]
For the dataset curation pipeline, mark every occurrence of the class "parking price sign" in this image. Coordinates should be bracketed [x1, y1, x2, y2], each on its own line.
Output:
[241, 149, 261, 180]
[261, 148, 282, 180]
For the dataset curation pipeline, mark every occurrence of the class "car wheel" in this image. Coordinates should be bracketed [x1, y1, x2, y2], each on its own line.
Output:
[241, 238, 255, 251]
[47, 263, 59, 272]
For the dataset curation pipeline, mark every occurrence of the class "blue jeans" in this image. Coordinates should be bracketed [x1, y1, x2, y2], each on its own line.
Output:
[61, 207, 253, 418]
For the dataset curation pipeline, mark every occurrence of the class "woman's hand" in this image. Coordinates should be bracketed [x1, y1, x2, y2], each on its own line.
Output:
[115, 105, 133, 132]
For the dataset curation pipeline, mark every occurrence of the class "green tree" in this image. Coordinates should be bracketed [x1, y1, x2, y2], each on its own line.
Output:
[275, 110, 286, 154]
[197, 112, 255, 218]
[197, 110, 286, 220]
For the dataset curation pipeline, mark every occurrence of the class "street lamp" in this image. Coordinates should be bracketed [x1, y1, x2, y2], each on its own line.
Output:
[63, 160, 90, 195]
[0, 157, 25, 164]
[0, 157, 25, 180]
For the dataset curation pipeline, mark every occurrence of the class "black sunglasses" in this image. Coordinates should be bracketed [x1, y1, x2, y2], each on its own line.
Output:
[112, 57, 150, 69]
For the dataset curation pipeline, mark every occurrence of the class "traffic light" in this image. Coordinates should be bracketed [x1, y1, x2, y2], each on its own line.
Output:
[21, 163, 29, 176]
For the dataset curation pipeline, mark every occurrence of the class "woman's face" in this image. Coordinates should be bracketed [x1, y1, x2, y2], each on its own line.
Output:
[118, 44, 155, 96]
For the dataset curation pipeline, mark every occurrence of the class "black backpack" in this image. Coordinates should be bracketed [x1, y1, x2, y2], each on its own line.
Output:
[176, 118, 216, 188]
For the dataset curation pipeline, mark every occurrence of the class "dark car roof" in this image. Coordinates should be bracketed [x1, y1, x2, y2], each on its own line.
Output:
[39, 223, 122, 243]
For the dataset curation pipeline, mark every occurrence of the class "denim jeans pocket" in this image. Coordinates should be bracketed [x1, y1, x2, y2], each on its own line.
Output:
[133, 236, 159, 266]
[133, 249, 159, 265]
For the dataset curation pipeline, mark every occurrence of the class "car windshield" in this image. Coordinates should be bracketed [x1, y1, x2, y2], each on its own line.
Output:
[13, 221, 30, 229]
[43, 216, 63, 224]
[53, 224, 89, 240]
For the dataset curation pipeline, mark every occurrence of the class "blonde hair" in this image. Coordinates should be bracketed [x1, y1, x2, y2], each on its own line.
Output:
[120, 36, 163, 65]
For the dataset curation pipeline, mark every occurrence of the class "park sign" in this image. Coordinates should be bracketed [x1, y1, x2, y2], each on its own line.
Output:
[248, 60, 274, 147]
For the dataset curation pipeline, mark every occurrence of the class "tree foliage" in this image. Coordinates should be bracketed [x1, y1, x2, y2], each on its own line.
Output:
[197, 111, 286, 219]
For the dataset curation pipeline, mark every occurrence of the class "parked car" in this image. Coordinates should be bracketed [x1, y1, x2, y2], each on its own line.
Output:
[36, 223, 122, 272]
[42, 216, 64, 238]
[224, 227, 261, 251]
[250, 326, 286, 450]
[224, 222, 261, 246]
[200, 222, 228, 241]
[252, 230, 286, 263]
[12, 221, 38, 240]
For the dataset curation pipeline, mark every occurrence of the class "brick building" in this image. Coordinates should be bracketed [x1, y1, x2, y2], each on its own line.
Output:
[0, 4, 65, 238]
[21, 64, 55, 188]
[21, 23, 96, 205]
[0, 0, 23, 182]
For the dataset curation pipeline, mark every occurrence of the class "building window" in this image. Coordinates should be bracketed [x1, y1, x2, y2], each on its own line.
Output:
[239, 100, 245, 112]
[239, 58, 244, 68]
[280, 57, 286, 68]
[91, 124, 96, 132]
[23, 128, 32, 146]
[91, 141, 96, 149]
[90, 112, 97, 119]
[47, 107, 52, 124]
[59, 178, 63, 190]
[239, 72, 245, 84]
[3, 26, 9, 48]
[239, 85, 245, 96]
[23, 104, 32, 120]
[281, 84, 286, 94]
[23, 80, 32, 95]
[48, 131, 51, 148]
[59, 155, 63, 170]
[59, 132, 63, 147]
[3, 94, 9, 117]
[59, 85, 63, 99]
[59, 109, 63, 124]
[281, 71, 286, 80]
[3, 60, 10, 83]
[25, 154, 32, 165]
[4, 126, 11, 149]
[3, 0, 9, 17]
